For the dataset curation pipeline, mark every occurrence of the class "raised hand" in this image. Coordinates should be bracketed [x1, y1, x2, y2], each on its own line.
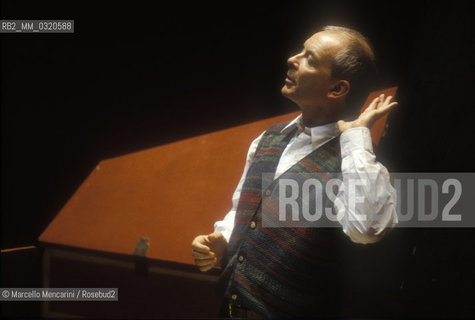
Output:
[337, 94, 398, 133]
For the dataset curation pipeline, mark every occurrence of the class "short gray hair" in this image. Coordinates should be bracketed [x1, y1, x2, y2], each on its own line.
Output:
[322, 26, 377, 113]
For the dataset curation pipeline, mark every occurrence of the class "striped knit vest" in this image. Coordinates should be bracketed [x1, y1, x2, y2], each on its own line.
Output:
[220, 122, 346, 318]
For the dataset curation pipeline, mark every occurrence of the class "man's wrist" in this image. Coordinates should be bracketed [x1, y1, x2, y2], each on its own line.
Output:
[215, 229, 231, 243]
[340, 126, 374, 157]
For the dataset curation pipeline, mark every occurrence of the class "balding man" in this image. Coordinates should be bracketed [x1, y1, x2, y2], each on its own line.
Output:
[192, 26, 398, 318]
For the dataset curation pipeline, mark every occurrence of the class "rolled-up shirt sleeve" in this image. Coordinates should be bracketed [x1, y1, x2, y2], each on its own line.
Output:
[334, 127, 398, 244]
[214, 132, 264, 243]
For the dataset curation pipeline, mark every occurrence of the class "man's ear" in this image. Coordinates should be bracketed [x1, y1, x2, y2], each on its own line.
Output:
[327, 80, 350, 99]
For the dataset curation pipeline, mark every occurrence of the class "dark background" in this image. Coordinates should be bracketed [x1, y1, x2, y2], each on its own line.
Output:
[1, 0, 474, 318]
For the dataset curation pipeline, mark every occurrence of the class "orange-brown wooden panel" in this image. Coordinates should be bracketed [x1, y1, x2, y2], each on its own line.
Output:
[39, 112, 300, 265]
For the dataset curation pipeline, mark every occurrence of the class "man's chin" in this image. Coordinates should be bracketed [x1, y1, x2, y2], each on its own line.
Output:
[281, 86, 299, 105]
[281, 85, 294, 98]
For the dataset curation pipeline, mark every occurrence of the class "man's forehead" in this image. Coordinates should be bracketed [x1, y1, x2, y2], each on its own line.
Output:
[304, 31, 346, 56]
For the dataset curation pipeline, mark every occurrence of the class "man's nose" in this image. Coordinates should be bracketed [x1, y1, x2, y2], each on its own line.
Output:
[287, 54, 300, 70]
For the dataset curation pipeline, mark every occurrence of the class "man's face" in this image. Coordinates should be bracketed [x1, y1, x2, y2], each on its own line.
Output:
[281, 31, 347, 125]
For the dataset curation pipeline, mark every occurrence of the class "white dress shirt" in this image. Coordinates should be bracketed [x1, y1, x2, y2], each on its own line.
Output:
[214, 114, 398, 244]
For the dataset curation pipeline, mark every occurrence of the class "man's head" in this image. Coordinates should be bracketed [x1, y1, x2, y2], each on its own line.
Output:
[281, 26, 376, 127]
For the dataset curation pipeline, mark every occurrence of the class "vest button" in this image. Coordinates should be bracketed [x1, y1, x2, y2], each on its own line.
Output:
[238, 255, 245, 263]
[250, 221, 256, 229]
[265, 189, 271, 196]
[231, 294, 237, 300]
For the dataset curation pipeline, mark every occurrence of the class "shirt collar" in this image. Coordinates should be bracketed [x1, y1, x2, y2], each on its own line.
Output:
[282, 114, 339, 147]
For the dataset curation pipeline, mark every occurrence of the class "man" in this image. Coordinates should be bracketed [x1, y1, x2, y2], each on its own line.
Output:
[192, 26, 398, 318]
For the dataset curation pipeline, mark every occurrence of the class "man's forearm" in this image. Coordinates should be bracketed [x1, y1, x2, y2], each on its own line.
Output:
[335, 126, 398, 244]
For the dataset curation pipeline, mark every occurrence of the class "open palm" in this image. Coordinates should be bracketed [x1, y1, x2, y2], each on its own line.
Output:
[337, 94, 398, 133]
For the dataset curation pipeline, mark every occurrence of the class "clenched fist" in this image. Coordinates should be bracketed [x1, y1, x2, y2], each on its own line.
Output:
[191, 231, 227, 272]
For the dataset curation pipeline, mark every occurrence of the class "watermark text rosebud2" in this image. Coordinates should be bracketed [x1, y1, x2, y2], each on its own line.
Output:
[261, 172, 475, 228]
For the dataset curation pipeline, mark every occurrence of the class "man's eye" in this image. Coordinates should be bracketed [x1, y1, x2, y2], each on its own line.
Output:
[303, 51, 315, 65]
[307, 56, 316, 67]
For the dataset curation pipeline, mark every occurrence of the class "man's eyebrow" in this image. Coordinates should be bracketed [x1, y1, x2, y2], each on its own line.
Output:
[304, 48, 319, 61]
[302, 41, 319, 60]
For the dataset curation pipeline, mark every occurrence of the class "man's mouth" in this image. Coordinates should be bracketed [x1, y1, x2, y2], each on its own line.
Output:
[285, 73, 296, 84]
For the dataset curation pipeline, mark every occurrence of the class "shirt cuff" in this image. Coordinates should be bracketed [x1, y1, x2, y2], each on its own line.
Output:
[340, 127, 374, 157]
[214, 223, 232, 243]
